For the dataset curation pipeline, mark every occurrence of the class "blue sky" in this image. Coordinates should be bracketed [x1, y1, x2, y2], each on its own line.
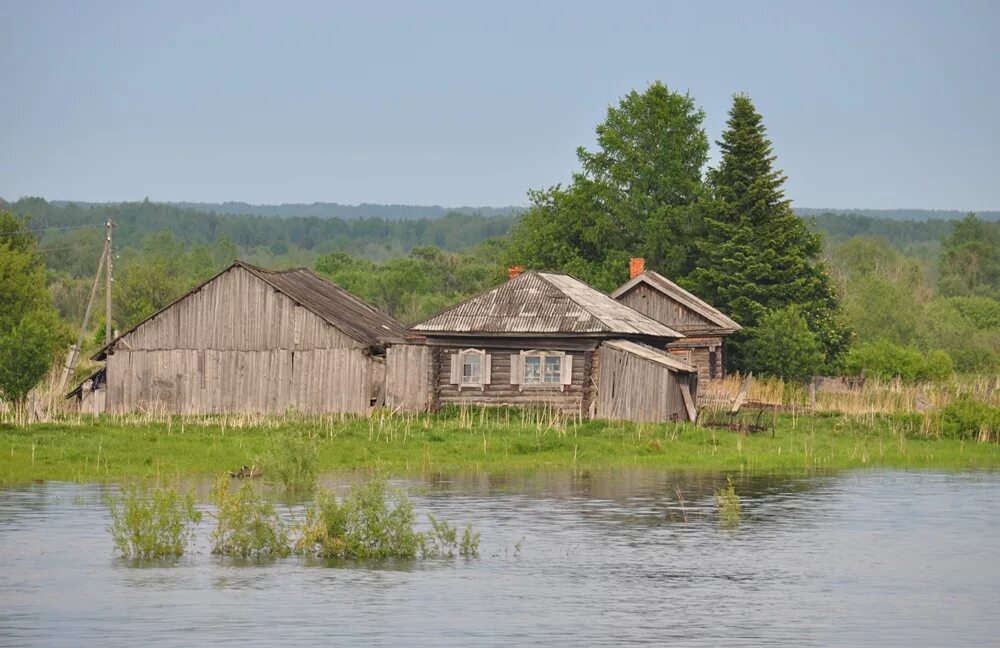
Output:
[1, 0, 997, 209]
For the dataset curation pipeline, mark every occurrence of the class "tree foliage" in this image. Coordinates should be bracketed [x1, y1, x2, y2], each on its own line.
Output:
[688, 94, 850, 371]
[509, 82, 708, 289]
[741, 306, 825, 382]
[0, 211, 65, 406]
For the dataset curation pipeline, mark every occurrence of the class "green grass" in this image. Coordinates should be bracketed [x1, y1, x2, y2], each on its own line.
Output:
[1, 409, 998, 485]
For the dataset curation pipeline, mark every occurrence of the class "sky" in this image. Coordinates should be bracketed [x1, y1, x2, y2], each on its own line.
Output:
[1, 0, 998, 210]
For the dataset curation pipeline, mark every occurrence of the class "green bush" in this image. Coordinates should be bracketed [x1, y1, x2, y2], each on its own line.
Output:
[262, 432, 319, 493]
[210, 475, 290, 559]
[940, 399, 1000, 441]
[845, 341, 954, 382]
[296, 478, 480, 559]
[742, 306, 825, 382]
[107, 485, 202, 559]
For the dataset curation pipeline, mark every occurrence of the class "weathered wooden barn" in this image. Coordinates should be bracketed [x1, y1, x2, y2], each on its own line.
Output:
[408, 270, 699, 422]
[79, 261, 408, 415]
[611, 259, 741, 381]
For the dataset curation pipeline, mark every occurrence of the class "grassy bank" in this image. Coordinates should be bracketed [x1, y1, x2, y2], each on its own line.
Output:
[1, 408, 998, 485]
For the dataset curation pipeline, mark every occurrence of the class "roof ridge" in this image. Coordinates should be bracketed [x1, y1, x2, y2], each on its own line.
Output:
[537, 271, 683, 337]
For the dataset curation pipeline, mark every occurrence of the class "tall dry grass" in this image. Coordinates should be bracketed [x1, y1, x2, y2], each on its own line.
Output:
[699, 373, 1000, 416]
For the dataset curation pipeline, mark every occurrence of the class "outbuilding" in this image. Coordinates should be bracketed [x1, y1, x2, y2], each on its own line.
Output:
[611, 259, 741, 381]
[79, 261, 408, 415]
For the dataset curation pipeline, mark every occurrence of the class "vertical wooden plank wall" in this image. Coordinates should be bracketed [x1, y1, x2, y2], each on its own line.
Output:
[594, 345, 690, 422]
[105, 266, 372, 415]
[385, 344, 433, 412]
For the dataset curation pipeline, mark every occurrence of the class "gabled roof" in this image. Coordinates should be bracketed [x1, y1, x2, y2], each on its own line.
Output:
[603, 339, 697, 373]
[610, 270, 742, 332]
[411, 271, 683, 338]
[94, 261, 407, 359]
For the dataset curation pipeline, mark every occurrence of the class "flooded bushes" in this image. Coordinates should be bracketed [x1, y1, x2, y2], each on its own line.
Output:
[107, 476, 480, 562]
[107, 485, 202, 559]
[210, 475, 291, 558]
[715, 476, 741, 528]
[297, 478, 480, 559]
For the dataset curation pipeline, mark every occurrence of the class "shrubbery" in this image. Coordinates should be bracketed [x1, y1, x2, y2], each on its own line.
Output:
[940, 399, 1000, 441]
[107, 484, 202, 559]
[296, 477, 480, 559]
[844, 341, 953, 382]
[210, 475, 291, 559]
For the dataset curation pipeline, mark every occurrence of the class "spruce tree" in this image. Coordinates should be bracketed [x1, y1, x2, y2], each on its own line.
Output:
[687, 95, 849, 373]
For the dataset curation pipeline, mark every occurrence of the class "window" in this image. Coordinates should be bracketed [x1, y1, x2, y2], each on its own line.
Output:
[450, 349, 490, 389]
[462, 353, 482, 385]
[511, 351, 572, 390]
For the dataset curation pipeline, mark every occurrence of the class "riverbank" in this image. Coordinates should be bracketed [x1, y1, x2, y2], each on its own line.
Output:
[1, 409, 998, 485]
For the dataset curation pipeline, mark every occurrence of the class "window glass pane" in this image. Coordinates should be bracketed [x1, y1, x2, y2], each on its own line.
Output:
[543, 355, 561, 383]
[462, 354, 481, 384]
[523, 356, 541, 383]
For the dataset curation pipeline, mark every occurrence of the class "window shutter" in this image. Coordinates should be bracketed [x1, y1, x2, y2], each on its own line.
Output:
[510, 354, 522, 385]
[483, 354, 492, 385]
[449, 352, 460, 385]
[560, 354, 573, 386]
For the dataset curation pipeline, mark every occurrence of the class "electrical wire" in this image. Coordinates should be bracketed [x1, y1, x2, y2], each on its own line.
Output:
[26, 223, 104, 234]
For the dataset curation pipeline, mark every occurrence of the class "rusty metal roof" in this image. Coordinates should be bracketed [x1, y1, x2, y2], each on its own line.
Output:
[610, 270, 742, 332]
[411, 271, 683, 338]
[93, 261, 407, 359]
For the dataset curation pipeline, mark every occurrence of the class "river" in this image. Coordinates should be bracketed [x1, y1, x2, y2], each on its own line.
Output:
[1, 469, 997, 646]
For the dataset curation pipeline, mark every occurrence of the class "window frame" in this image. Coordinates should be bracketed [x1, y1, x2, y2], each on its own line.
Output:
[515, 350, 572, 391]
[453, 348, 490, 391]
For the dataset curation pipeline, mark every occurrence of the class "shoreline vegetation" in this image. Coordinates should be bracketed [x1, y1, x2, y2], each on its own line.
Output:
[2, 405, 998, 486]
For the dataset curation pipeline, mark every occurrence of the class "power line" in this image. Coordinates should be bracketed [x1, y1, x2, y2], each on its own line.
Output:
[39, 242, 107, 253]
[27, 223, 104, 234]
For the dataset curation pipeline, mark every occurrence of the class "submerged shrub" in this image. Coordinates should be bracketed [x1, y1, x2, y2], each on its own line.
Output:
[210, 475, 291, 559]
[296, 478, 480, 559]
[262, 432, 319, 493]
[940, 398, 1000, 441]
[107, 485, 201, 559]
[715, 476, 741, 528]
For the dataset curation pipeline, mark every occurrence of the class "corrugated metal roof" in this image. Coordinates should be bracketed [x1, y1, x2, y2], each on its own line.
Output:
[610, 270, 742, 332]
[411, 271, 683, 338]
[241, 263, 409, 346]
[93, 261, 407, 359]
[603, 339, 697, 373]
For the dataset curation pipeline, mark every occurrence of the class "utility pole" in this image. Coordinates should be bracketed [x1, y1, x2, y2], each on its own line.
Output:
[105, 219, 113, 348]
[57, 223, 111, 395]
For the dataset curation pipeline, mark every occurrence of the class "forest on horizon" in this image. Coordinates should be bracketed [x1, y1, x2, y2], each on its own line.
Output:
[3, 82, 999, 398]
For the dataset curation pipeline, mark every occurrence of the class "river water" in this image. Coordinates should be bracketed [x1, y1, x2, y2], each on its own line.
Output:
[0, 469, 997, 647]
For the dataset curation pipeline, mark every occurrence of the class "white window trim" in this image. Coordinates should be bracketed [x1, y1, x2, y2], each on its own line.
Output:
[453, 348, 490, 391]
[514, 350, 572, 392]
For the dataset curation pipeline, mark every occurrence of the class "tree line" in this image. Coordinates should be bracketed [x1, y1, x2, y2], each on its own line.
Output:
[2, 82, 999, 409]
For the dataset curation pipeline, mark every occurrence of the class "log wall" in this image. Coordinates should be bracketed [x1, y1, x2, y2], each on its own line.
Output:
[434, 346, 592, 417]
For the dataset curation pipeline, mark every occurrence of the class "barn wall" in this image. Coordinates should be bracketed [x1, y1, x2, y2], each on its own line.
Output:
[106, 348, 372, 415]
[116, 266, 362, 352]
[594, 344, 693, 422]
[617, 284, 716, 333]
[385, 344, 433, 413]
[433, 346, 593, 417]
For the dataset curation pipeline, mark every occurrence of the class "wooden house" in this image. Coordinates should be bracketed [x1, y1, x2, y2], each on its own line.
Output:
[611, 259, 741, 381]
[408, 270, 699, 422]
[79, 261, 408, 415]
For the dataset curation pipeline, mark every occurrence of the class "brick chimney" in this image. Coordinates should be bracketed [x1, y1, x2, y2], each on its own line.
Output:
[508, 265, 524, 280]
[629, 257, 645, 279]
